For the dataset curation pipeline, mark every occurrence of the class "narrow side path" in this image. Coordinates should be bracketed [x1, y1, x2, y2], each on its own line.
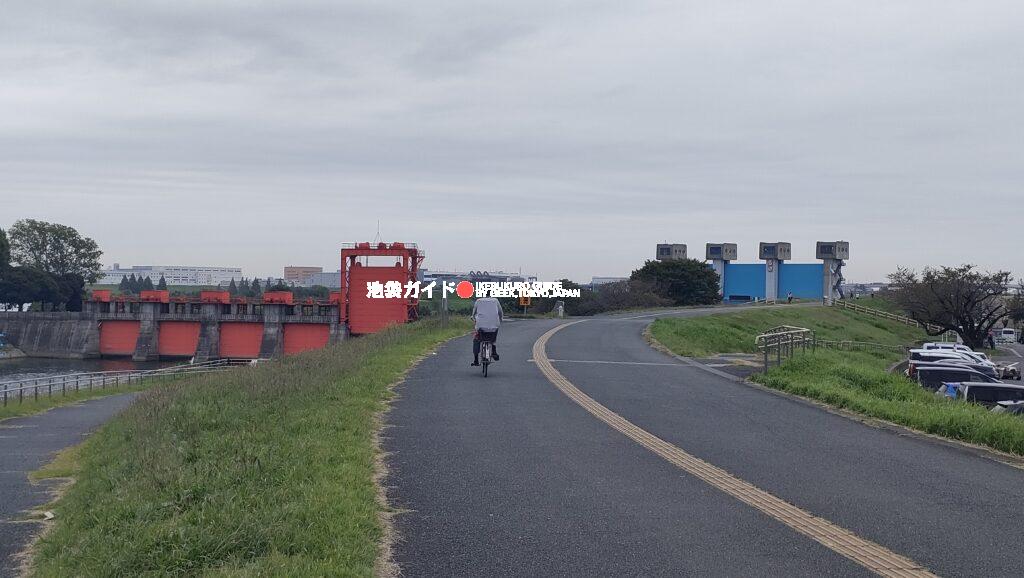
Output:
[0, 393, 136, 577]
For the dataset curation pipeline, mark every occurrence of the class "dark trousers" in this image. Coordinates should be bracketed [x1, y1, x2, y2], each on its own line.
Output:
[473, 329, 498, 359]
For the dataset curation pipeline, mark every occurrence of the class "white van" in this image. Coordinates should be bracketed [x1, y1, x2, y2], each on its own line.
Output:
[995, 328, 1017, 344]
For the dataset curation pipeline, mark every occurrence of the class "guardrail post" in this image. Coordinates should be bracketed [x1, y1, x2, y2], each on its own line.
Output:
[763, 346, 769, 372]
[776, 337, 782, 366]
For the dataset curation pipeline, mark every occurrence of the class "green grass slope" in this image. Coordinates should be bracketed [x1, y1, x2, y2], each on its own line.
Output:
[650, 304, 925, 358]
[31, 319, 470, 577]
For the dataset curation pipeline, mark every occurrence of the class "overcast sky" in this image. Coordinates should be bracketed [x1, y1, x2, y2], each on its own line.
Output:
[2, 1, 1022, 283]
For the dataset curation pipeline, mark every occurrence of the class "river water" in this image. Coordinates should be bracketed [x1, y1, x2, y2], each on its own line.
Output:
[0, 357, 177, 383]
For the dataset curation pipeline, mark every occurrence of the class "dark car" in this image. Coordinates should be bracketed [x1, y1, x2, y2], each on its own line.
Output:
[913, 364, 1000, 391]
[938, 382, 1024, 408]
[993, 401, 1024, 415]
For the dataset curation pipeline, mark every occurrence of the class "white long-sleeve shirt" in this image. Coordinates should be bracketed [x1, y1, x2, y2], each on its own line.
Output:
[472, 297, 503, 331]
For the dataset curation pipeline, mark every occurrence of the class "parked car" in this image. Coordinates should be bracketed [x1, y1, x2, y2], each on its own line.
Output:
[923, 342, 972, 352]
[992, 401, 1024, 415]
[911, 347, 994, 366]
[913, 364, 1001, 391]
[996, 328, 1018, 344]
[996, 362, 1021, 380]
[947, 350, 996, 367]
[908, 351, 999, 378]
[910, 349, 969, 363]
[937, 382, 1024, 408]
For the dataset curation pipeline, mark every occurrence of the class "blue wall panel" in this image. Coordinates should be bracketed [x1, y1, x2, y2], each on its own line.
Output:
[723, 263, 766, 300]
[779, 263, 823, 299]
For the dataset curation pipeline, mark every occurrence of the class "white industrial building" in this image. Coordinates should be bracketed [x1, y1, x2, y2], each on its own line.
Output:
[98, 264, 243, 286]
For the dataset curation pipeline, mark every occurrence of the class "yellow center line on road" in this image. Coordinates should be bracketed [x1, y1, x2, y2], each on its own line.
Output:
[533, 321, 937, 578]
[531, 359, 686, 367]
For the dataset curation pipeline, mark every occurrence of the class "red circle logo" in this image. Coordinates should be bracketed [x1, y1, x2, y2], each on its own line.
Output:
[455, 280, 474, 299]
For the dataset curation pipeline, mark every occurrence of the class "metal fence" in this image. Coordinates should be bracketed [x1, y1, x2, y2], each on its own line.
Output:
[1, 358, 262, 407]
[755, 325, 909, 372]
[829, 299, 958, 341]
[756, 326, 815, 371]
[815, 340, 908, 353]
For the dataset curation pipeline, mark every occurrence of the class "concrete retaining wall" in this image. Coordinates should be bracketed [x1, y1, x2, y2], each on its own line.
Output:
[0, 312, 100, 359]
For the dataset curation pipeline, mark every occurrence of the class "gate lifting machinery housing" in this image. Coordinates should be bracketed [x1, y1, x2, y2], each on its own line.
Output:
[339, 242, 425, 335]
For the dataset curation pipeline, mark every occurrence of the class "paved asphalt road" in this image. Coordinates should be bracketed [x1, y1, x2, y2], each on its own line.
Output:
[385, 309, 1024, 577]
[0, 393, 136, 577]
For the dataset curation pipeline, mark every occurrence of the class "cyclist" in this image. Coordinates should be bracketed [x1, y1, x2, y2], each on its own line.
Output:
[471, 296, 503, 366]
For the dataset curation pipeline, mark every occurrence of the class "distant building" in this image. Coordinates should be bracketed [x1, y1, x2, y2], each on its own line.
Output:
[591, 276, 628, 286]
[844, 282, 889, 297]
[98, 264, 243, 286]
[307, 271, 341, 288]
[419, 269, 537, 285]
[655, 244, 687, 261]
[284, 266, 323, 285]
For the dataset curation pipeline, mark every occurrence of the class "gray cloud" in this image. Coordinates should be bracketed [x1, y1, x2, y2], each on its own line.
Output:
[2, 1, 1022, 281]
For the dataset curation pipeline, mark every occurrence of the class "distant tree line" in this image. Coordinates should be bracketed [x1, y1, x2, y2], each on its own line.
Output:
[0, 220, 102, 312]
[118, 274, 168, 294]
[421, 258, 721, 317]
[224, 278, 331, 300]
[227, 277, 265, 298]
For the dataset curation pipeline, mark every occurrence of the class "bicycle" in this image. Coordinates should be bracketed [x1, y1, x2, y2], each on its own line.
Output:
[478, 332, 497, 377]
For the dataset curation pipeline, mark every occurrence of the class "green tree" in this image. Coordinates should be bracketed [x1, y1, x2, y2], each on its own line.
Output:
[118, 275, 129, 294]
[251, 278, 262, 296]
[142, 276, 155, 291]
[0, 267, 60, 311]
[630, 259, 720, 306]
[156, 275, 168, 290]
[1010, 290, 1024, 327]
[228, 278, 238, 296]
[56, 273, 86, 312]
[128, 274, 139, 294]
[888, 265, 1024, 349]
[8, 219, 103, 283]
[0, 227, 10, 271]
[0, 267, 36, 310]
[239, 278, 251, 297]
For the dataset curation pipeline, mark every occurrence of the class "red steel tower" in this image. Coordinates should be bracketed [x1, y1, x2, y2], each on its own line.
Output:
[339, 242, 425, 335]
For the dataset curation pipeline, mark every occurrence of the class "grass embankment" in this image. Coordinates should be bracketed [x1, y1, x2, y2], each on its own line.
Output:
[0, 381, 158, 422]
[651, 305, 923, 358]
[650, 306, 1024, 456]
[847, 294, 903, 314]
[418, 294, 476, 316]
[31, 318, 471, 577]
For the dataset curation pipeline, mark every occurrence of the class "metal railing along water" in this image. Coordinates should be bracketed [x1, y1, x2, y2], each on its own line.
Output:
[0, 358, 263, 407]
